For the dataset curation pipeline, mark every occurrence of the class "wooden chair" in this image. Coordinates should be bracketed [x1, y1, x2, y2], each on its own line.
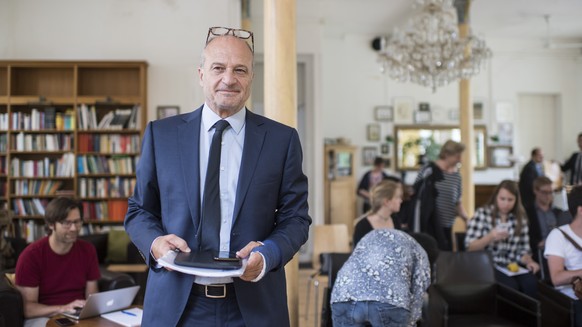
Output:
[305, 224, 351, 326]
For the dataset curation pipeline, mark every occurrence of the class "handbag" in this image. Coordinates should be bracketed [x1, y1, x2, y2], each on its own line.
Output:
[557, 228, 582, 299]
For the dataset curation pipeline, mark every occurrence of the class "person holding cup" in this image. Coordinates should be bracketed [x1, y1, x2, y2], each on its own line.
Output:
[465, 180, 540, 299]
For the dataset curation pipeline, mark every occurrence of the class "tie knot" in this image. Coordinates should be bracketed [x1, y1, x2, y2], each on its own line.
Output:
[213, 120, 230, 133]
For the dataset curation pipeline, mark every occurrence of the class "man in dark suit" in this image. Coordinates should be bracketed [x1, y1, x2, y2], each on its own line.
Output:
[561, 132, 582, 185]
[125, 27, 311, 327]
[519, 147, 544, 208]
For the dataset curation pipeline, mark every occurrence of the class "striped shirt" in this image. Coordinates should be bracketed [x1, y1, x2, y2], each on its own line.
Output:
[415, 164, 462, 228]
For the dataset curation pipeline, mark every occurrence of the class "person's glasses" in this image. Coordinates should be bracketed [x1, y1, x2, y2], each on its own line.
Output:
[206, 26, 254, 53]
[538, 190, 554, 196]
[58, 219, 83, 229]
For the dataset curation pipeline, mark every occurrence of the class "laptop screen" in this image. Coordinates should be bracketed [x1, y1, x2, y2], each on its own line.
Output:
[61, 285, 140, 320]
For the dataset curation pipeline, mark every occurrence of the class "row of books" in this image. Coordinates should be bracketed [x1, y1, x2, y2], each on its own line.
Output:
[10, 153, 75, 177]
[0, 156, 6, 175]
[11, 133, 73, 152]
[77, 104, 140, 130]
[12, 180, 64, 196]
[77, 155, 138, 175]
[18, 219, 46, 243]
[12, 198, 48, 217]
[78, 177, 136, 198]
[11, 108, 76, 131]
[0, 134, 7, 152]
[0, 181, 6, 196]
[0, 113, 7, 130]
[77, 134, 140, 154]
[82, 199, 129, 221]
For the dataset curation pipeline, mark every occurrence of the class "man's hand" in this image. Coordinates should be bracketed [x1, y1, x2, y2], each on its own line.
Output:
[236, 241, 264, 281]
[151, 234, 191, 260]
[59, 299, 86, 314]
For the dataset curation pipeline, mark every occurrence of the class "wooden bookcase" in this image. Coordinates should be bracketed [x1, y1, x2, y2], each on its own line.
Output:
[0, 61, 147, 240]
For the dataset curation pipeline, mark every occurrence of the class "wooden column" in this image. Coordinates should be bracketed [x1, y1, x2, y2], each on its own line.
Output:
[241, 0, 253, 108]
[458, 1, 475, 218]
[263, 0, 299, 326]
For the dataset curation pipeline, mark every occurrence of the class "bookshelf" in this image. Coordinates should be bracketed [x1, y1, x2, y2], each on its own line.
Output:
[0, 61, 147, 240]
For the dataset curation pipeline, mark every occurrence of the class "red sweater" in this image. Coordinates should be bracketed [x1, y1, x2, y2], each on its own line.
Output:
[15, 236, 100, 305]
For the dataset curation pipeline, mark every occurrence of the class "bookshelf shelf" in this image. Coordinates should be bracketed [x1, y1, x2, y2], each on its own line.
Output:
[0, 60, 147, 240]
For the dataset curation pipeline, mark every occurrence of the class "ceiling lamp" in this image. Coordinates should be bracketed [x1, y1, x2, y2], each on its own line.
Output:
[377, 0, 491, 92]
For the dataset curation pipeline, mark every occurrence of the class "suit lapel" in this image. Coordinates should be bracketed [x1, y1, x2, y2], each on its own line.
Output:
[233, 110, 266, 222]
[178, 108, 203, 239]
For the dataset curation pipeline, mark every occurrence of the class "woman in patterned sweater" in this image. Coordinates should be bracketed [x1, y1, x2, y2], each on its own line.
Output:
[465, 179, 540, 299]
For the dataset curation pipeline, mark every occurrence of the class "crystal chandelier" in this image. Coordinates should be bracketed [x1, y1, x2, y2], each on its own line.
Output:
[377, 0, 491, 92]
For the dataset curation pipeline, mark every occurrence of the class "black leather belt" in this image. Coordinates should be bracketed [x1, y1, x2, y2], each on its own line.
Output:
[192, 283, 235, 299]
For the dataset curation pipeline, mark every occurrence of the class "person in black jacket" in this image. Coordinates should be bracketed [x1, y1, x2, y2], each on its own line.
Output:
[410, 140, 469, 251]
[561, 132, 582, 186]
[526, 176, 571, 253]
[519, 147, 545, 208]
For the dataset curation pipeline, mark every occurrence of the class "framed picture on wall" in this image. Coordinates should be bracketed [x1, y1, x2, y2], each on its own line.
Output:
[157, 105, 180, 119]
[367, 124, 381, 141]
[393, 97, 414, 124]
[489, 145, 513, 168]
[374, 106, 393, 121]
[362, 146, 378, 166]
[414, 111, 432, 124]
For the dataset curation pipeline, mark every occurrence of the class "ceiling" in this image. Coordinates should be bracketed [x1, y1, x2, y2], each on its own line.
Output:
[299, 0, 582, 44]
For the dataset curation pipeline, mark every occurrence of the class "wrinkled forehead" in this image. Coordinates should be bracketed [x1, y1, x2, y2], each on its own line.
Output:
[202, 36, 254, 67]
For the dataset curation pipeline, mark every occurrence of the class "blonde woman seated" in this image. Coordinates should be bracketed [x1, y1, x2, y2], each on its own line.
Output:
[353, 180, 403, 248]
[465, 180, 540, 299]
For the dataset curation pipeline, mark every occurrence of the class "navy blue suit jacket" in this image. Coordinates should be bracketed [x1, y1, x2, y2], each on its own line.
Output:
[125, 107, 311, 326]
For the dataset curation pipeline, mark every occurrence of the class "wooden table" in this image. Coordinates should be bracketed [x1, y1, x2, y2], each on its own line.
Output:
[106, 264, 148, 273]
[47, 307, 142, 327]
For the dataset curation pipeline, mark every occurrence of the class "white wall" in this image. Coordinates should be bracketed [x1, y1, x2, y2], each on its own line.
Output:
[0, 0, 241, 120]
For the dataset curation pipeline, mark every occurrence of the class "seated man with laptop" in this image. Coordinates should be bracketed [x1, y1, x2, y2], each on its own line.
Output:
[14, 197, 101, 327]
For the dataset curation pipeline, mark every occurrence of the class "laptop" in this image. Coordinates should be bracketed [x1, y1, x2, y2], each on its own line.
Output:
[62, 285, 140, 320]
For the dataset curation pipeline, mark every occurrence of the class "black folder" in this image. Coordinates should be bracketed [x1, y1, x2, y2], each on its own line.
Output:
[174, 251, 242, 270]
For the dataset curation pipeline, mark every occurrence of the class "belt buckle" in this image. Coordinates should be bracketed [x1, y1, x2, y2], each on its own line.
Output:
[205, 284, 226, 299]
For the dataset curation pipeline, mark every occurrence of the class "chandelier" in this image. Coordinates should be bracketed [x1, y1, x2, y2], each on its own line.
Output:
[377, 0, 491, 92]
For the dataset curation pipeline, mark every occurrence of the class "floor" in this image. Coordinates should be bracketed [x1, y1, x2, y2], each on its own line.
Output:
[298, 268, 329, 327]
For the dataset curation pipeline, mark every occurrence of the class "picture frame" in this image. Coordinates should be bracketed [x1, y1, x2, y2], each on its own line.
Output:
[374, 106, 393, 121]
[367, 124, 381, 142]
[381, 143, 389, 154]
[414, 111, 432, 124]
[393, 97, 414, 124]
[157, 105, 180, 120]
[489, 145, 513, 168]
[362, 146, 378, 166]
[473, 101, 484, 121]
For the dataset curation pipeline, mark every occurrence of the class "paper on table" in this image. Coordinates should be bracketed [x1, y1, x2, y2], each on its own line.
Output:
[101, 307, 142, 327]
[157, 251, 248, 277]
[495, 265, 530, 276]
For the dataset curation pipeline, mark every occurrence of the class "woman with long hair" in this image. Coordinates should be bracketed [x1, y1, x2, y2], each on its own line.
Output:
[465, 180, 540, 298]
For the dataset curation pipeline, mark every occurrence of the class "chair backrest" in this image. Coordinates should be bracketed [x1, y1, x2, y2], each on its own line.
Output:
[311, 224, 351, 272]
[537, 246, 550, 282]
[433, 251, 497, 314]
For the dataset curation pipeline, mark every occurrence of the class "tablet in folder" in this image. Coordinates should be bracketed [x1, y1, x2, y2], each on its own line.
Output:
[174, 251, 242, 270]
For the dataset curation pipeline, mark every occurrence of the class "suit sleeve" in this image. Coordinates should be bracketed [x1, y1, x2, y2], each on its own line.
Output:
[254, 129, 311, 272]
[124, 122, 165, 267]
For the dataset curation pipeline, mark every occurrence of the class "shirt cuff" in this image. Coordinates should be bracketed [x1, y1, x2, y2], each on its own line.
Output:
[150, 236, 164, 262]
[250, 251, 267, 282]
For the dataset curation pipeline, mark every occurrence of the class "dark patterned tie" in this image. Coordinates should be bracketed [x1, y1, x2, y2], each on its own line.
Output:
[201, 120, 230, 252]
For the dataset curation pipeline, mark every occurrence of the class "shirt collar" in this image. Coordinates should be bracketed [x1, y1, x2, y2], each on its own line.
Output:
[202, 104, 246, 135]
